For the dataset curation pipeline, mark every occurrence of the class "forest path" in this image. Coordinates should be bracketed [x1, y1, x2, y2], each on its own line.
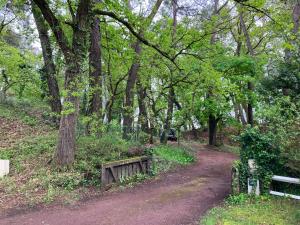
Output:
[1, 145, 237, 225]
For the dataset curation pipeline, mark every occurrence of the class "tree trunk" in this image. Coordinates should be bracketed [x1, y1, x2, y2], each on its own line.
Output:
[32, 2, 61, 115]
[123, 0, 163, 139]
[161, 85, 175, 144]
[137, 78, 149, 133]
[208, 115, 218, 145]
[239, 104, 247, 125]
[123, 41, 141, 139]
[55, 62, 80, 165]
[208, 0, 219, 145]
[88, 15, 102, 116]
[239, 11, 254, 126]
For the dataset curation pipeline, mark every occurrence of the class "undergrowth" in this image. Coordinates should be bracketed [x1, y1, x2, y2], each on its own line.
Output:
[0, 129, 195, 210]
[0, 101, 196, 210]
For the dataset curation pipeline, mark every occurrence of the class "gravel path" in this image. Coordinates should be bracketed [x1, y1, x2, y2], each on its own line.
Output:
[1, 147, 236, 225]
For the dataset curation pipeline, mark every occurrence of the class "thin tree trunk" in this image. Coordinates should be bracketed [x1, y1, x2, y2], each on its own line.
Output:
[137, 78, 149, 133]
[208, 0, 219, 146]
[32, 2, 61, 115]
[209, 115, 218, 145]
[123, 41, 141, 138]
[161, 0, 177, 144]
[239, 104, 247, 125]
[161, 85, 175, 144]
[240, 10, 254, 126]
[123, 0, 163, 139]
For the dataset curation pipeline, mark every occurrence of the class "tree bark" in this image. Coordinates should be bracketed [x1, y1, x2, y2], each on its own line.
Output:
[239, 104, 247, 125]
[55, 65, 79, 165]
[32, 2, 61, 115]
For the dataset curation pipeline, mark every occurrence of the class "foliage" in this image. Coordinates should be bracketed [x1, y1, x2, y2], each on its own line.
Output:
[0, 41, 42, 100]
[201, 195, 300, 225]
[256, 95, 300, 174]
[237, 127, 284, 192]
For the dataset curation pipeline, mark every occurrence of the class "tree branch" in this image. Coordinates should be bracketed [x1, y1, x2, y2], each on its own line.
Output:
[67, 0, 76, 23]
[93, 9, 180, 69]
[33, 0, 71, 58]
[234, 0, 275, 22]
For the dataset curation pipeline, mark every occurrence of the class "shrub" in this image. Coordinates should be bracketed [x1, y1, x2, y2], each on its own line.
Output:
[237, 127, 284, 192]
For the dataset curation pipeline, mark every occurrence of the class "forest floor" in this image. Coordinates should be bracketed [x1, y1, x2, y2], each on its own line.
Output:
[0, 146, 237, 225]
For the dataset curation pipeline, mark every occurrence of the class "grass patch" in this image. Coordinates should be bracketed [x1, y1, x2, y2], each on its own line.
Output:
[200, 194, 300, 225]
[153, 145, 195, 165]
[151, 144, 195, 175]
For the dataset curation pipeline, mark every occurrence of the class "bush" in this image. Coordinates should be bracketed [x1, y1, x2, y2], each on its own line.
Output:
[237, 127, 284, 192]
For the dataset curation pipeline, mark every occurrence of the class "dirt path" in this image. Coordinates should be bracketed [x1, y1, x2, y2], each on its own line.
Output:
[1, 148, 237, 225]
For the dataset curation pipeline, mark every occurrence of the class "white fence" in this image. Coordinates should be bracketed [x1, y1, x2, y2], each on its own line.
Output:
[270, 175, 300, 200]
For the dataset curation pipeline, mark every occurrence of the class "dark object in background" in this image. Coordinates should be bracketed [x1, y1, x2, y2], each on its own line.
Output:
[167, 128, 177, 142]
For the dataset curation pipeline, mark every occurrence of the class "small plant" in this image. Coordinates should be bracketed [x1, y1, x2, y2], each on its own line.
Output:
[226, 193, 249, 205]
[119, 173, 148, 187]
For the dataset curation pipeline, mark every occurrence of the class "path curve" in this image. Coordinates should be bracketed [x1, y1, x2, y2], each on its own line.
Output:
[1, 148, 237, 225]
